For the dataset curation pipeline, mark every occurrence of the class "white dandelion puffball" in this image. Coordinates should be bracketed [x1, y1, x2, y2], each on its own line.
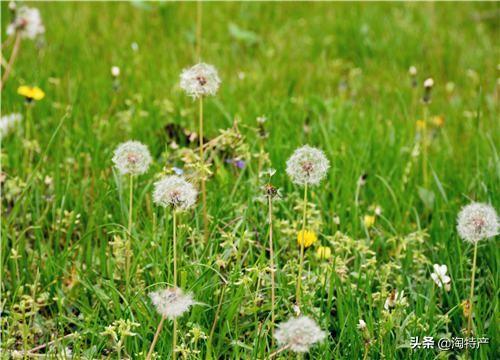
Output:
[457, 202, 498, 243]
[430, 264, 451, 288]
[149, 287, 196, 320]
[180, 63, 221, 99]
[153, 175, 197, 210]
[274, 316, 327, 353]
[7, 6, 45, 39]
[112, 141, 152, 175]
[0, 113, 22, 138]
[424, 78, 434, 88]
[286, 145, 330, 186]
[111, 66, 120, 77]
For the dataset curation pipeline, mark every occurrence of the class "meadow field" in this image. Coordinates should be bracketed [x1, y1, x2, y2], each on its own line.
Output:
[1, 1, 499, 359]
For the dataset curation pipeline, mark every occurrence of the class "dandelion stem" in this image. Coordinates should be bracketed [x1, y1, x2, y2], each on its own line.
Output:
[269, 343, 291, 358]
[199, 97, 209, 242]
[268, 196, 276, 336]
[173, 317, 178, 360]
[422, 105, 429, 187]
[0, 31, 21, 90]
[295, 183, 308, 307]
[467, 242, 478, 336]
[125, 174, 133, 289]
[23, 104, 33, 172]
[173, 211, 177, 287]
[146, 316, 165, 360]
[172, 211, 178, 360]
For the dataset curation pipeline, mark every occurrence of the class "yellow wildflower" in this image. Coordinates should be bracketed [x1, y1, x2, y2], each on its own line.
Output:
[297, 230, 317, 248]
[17, 85, 45, 101]
[416, 120, 425, 130]
[364, 215, 375, 229]
[432, 115, 445, 128]
[316, 246, 332, 260]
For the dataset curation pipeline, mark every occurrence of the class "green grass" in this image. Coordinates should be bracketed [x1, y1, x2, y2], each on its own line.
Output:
[1, 1, 499, 359]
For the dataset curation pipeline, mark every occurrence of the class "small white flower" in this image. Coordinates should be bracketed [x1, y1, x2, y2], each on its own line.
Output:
[180, 63, 221, 99]
[111, 66, 120, 77]
[409, 66, 417, 76]
[149, 287, 196, 320]
[430, 264, 451, 289]
[153, 175, 197, 210]
[0, 113, 22, 138]
[357, 319, 367, 330]
[7, 6, 45, 39]
[274, 316, 327, 353]
[131, 42, 139, 52]
[457, 202, 498, 243]
[112, 141, 152, 175]
[424, 78, 434, 88]
[286, 145, 330, 186]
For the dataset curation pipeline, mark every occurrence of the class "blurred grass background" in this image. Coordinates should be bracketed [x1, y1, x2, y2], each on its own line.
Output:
[1, 1, 499, 359]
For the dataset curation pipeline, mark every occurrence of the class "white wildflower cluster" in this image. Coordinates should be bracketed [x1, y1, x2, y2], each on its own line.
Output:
[286, 145, 330, 186]
[430, 264, 451, 291]
[457, 202, 498, 243]
[180, 63, 221, 99]
[149, 287, 196, 320]
[112, 141, 152, 176]
[153, 175, 197, 210]
[7, 6, 45, 39]
[274, 316, 327, 353]
[0, 113, 22, 138]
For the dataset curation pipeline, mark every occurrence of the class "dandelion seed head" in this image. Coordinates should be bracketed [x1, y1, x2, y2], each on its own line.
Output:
[111, 66, 120, 77]
[149, 287, 196, 320]
[0, 113, 22, 138]
[7, 6, 45, 39]
[274, 316, 327, 353]
[409, 66, 417, 76]
[424, 78, 434, 88]
[180, 63, 221, 99]
[286, 145, 330, 186]
[112, 141, 152, 175]
[457, 202, 498, 243]
[153, 175, 197, 210]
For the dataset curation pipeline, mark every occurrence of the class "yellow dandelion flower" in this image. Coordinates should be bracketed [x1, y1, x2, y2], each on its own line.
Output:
[364, 215, 375, 229]
[297, 230, 317, 248]
[432, 115, 445, 128]
[315, 246, 332, 260]
[415, 120, 426, 130]
[17, 85, 45, 101]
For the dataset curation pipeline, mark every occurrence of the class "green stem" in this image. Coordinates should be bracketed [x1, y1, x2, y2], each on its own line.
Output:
[295, 183, 308, 307]
[422, 106, 429, 187]
[126, 174, 133, 288]
[172, 211, 178, 360]
[199, 97, 208, 243]
[268, 196, 276, 336]
[467, 242, 478, 336]
[173, 211, 177, 287]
